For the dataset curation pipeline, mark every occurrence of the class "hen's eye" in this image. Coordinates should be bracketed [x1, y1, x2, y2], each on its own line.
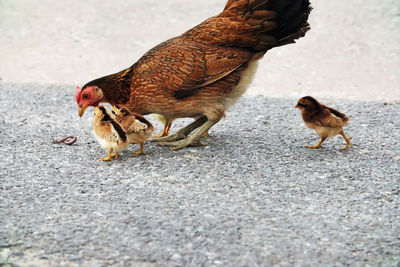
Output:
[83, 94, 89, 99]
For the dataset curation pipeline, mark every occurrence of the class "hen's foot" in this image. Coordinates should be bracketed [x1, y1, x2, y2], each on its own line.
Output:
[159, 138, 209, 151]
[159, 119, 217, 151]
[152, 116, 207, 143]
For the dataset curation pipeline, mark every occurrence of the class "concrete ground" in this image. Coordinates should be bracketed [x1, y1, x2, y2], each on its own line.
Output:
[0, 0, 399, 266]
[0, 83, 399, 266]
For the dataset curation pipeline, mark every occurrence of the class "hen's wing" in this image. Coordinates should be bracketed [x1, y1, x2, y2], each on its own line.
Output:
[132, 38, 253, 98]
[314, 107, 349, 128]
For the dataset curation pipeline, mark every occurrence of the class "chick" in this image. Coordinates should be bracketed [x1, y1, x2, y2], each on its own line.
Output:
[295, 96, 352, 150]
[93, 106, 128, 161]
[112, 106, 154, 155]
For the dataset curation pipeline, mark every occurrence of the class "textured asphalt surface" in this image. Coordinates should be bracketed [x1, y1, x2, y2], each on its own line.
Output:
[0, 82, 399, 266]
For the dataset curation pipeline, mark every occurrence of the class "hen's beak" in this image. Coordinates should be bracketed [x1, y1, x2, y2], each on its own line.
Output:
[78, 104, 89, 117]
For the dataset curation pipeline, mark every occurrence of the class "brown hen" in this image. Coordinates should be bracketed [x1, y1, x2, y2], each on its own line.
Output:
[76, 0, 312, 150]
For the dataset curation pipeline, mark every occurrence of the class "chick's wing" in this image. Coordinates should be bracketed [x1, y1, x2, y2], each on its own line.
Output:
[314, 108, 349, 128]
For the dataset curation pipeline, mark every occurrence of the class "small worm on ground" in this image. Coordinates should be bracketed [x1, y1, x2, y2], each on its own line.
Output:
[53, 136, 77, 145]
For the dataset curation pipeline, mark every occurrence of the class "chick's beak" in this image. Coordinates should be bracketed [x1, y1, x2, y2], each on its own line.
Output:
[295, 104, 299, 109]
[78, 104, 89, 117]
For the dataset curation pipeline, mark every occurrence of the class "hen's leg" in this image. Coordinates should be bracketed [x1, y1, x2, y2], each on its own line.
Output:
[152, 116, 207, 142]
[306, 137, 326, 149]
[159, 119, 218, 151]
[339, 130, 352, 150]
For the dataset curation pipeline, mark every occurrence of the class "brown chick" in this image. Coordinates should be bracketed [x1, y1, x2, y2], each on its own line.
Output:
[112, 106, 154, 155]
[295, 96, 352, 150]
[93, 106, 129, 161]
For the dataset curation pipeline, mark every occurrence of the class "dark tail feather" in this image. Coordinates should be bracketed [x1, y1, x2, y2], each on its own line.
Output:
[224, 0, 312, 51]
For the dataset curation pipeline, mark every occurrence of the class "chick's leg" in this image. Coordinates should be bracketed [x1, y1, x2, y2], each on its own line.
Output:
[339, 130, 352, 150]
[133, 143, 146, 156]
[159, 119, 218, 151]
[152, 116, 207, 143]
[100, 149, 113, 161]
[306, 137, 326, 149]
[153, 122, 172, 138]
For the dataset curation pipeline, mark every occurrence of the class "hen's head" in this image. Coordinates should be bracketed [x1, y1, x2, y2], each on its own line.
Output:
[75, 85, 104, 117]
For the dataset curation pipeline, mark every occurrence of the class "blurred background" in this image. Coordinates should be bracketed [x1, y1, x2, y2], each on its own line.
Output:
[0, 0, 399, 101]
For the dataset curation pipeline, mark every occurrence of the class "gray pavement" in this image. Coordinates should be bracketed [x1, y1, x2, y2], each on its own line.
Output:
[0, 83, 399, 266]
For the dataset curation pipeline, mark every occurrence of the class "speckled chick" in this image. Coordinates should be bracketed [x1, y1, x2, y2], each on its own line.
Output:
[112, 106, 154, 155]
[93, 106, 129, 161]
[295, 96, 352, 150]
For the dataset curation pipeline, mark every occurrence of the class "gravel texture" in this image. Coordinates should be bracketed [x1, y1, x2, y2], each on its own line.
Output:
[0, 82, 399, 266]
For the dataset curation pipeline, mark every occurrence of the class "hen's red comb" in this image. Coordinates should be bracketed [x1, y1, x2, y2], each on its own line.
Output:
[74, 86, 82, 102]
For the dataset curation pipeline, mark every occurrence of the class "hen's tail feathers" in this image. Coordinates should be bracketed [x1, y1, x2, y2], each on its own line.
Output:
[223, 0, 312, 51]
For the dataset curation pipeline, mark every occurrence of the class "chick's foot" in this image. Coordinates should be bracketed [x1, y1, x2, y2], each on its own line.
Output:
[132, 144, 147, 156]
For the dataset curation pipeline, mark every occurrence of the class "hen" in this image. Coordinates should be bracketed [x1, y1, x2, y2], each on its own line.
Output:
[76, 0, 312, 150]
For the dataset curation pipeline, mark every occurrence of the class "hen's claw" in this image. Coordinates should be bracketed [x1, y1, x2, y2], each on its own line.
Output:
[159, 138, 208, 151]
[159, 119, 217, 151]
[152, 116, 207, 143]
